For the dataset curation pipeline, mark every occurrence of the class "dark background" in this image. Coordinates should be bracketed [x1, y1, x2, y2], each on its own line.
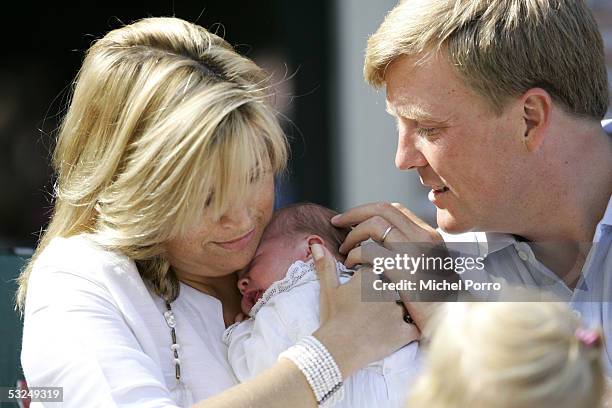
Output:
[0, 0, 334, 247]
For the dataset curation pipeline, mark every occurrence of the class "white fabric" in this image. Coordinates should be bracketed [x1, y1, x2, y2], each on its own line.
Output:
[223, 260, 421, 408]
[21, 234, 238, 407]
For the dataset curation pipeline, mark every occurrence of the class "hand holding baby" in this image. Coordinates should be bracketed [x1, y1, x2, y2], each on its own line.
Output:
[311, 242, 420, 378]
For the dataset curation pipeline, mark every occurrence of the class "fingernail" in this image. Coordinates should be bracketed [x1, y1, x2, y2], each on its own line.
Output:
[331, 215, 340, 223]
[311, 243, 324, 260]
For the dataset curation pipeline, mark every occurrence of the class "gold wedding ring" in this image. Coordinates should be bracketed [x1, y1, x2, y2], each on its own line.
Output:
[380, 226, 394, 244]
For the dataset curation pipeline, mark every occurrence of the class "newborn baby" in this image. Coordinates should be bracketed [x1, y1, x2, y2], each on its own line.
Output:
[222, 203, 421, 408]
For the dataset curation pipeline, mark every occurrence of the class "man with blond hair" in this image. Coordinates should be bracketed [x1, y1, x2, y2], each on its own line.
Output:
[329, 0, 612, 374]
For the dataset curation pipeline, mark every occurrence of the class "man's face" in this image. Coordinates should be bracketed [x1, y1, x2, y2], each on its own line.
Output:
[385, 53, 529, 233]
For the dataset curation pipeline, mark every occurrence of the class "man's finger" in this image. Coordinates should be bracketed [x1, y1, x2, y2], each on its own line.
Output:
[333, 202, 433, 240]
[340, 222, 407, 255]
[344, 246, 364, 269]
[339, 215, 390, 254]
[344, 243, 392, 269]
[332, 202, 399, 226]
[391, 202, 438, 233]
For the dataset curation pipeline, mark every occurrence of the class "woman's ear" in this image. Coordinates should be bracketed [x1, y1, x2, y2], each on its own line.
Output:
[521, 88, 552, 152]
[304, 235, 325, 260]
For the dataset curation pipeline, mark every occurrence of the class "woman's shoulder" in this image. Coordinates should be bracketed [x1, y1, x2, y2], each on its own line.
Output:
[25, 234, 151, 316]
[34, 234, 132, 275]
[28, 234, 141, 299]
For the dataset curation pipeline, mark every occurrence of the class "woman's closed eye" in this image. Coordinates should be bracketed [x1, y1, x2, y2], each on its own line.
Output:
[204, 192, 215, 207]
[249, 167, 272, 184]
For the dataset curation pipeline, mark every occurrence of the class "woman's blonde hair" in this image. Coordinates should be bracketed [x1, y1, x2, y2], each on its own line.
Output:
[365, 0, 608, 118]
[409, 302, 605, 408]
[16, 17, 288, 309]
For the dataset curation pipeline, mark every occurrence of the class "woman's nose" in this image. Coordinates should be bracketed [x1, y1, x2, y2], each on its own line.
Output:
[237, 276, 250, 294]
[220, 204, 252, 229]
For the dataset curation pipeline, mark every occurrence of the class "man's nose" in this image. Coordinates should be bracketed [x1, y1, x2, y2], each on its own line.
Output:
[395, 132, 428, 170]
[237, 276, 250, 295]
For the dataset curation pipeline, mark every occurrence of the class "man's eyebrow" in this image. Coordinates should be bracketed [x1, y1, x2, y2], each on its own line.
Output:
[386, 101, 447, 123]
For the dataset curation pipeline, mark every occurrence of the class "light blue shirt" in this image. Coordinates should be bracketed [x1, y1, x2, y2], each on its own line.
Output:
[442, 195, 611, 374]
[440, 121, 612, 374]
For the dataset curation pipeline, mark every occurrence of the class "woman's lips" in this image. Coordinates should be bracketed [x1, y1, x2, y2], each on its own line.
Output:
[214, 228, 255, 251]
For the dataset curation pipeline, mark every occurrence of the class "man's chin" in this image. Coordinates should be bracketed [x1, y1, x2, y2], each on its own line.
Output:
[436, 211, 473, 235]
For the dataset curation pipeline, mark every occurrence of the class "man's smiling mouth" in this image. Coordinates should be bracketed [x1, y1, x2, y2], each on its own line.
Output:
[432, 186, 449, 193]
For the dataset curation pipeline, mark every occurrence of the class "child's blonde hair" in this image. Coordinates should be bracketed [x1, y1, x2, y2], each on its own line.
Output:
[409, 302, 605, 408]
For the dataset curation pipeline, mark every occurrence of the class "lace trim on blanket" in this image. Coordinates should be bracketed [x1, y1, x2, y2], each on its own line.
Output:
[249, 259, 353, 317]
[222, 260, 353, 345]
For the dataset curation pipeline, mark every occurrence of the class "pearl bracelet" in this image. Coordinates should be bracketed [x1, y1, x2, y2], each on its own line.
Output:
[278, 335, 344, 407]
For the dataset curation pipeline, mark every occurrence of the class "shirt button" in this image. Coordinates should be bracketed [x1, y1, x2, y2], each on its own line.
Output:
[518, 250, 529, 261]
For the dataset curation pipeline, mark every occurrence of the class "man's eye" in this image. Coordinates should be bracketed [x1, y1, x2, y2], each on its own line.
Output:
[416, 127, 438, 138]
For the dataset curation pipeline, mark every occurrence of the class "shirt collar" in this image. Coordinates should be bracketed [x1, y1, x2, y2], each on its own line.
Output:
[439, 230, 516, 259]
[599, 194, 612, 226]
[593, 193, 612, 242]
[441, 193, 611, 258]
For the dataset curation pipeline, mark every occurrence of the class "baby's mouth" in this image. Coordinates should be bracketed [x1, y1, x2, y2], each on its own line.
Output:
[244, 289, 265, 311]
[252, 289, 264, 304]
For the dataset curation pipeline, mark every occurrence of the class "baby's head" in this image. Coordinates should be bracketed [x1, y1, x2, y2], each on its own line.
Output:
[237, 203, 350, 314]
[409, 302, 605, 408]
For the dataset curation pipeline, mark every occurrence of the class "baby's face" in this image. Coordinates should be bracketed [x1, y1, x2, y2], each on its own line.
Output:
[237, 233, 308, 314]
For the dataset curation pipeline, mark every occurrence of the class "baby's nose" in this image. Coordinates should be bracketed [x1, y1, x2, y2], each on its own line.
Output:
[237, 277, 250, 295]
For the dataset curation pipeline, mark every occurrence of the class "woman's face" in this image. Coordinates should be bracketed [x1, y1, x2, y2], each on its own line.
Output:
[165, 172, 275, 280]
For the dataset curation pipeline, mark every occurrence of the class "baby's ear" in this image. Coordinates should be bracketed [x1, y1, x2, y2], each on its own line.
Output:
[304, 235, 325, 259]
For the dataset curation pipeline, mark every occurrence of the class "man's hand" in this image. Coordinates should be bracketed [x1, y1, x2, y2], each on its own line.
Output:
[332, 202, 445, 330]
[333, 202, 442, 265]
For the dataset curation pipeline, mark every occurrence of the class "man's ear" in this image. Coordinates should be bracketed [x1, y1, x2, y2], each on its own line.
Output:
[304, 235, 325, 259]
[521, 88, 552, 152]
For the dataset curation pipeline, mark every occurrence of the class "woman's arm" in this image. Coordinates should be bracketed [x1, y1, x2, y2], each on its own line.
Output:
[23, 244, 416, 408]
[194, 359, 316, 408]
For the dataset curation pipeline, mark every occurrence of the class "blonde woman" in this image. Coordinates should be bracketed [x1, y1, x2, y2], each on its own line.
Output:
[16, 17, 418, 407]
[409, 302, 606, 408]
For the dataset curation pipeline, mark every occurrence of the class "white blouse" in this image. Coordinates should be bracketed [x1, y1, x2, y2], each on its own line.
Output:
[21, 234, 238, 407]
